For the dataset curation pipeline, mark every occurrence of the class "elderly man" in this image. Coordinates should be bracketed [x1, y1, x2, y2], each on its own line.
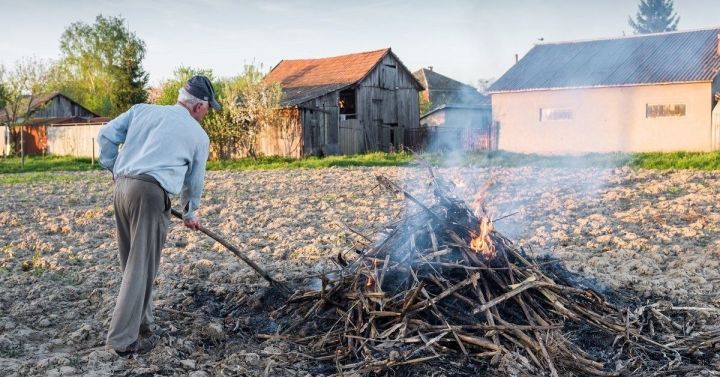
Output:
[98, 76, 220, 356]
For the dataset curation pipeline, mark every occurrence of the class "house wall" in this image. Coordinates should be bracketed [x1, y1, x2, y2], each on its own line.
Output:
[712, 74, 720, 109]
[492, 82, 713, 153]
[33, 95, 96, 118]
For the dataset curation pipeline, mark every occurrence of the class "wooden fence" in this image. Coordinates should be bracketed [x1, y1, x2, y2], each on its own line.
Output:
[46, 124, 104, 158]
[404, 126, 497, 152]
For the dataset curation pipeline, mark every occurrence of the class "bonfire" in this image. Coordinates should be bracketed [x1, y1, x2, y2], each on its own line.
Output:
[272, 166, 718, 376]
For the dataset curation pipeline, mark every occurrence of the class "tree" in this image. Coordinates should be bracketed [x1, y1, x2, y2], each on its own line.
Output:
[475, 78, 496, 95]
[206, 64, 283, 159]
[56, 14, 149, 116]
[628, 0, 679, 34]
[0, 65, 7, 111]
[419, 92, 433, 115]
[0, 58, 50, 165]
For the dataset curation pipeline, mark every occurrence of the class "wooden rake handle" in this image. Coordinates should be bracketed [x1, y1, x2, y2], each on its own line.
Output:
[170, 208, 288, 291]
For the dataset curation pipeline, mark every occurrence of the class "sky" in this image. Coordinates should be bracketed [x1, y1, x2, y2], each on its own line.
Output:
[0, 0, 718, 88]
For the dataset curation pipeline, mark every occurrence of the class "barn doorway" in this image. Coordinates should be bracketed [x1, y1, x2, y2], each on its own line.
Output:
[339, 89, 356, 120]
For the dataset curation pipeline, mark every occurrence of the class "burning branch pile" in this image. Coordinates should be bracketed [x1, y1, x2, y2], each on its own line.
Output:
[273, 168, 718, 376]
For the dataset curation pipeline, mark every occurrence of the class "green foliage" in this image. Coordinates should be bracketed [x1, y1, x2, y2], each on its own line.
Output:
[419, 93, 433, 115]
[54, 14, 148, 116]
[207, 64, 283, 159]
[1, 58, 50, 125]
[207, 152, 414, 170]
[0, 172, 81, 185]
[0, 155, 100, 174]
[629, 151, 720, 170]
[153, 66, 216, 106]
[22, 250, 48, 276]
[1, 58, 51, 157]
[0, 65, 6, 110]
[628, 0, 679, 34]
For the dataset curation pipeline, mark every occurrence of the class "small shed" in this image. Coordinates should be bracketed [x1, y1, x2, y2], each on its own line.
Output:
[0, 92, 102, 156]
[264, 48, 424, 156]
[416, 104, 495, 151]
[410, 69, 494, 151]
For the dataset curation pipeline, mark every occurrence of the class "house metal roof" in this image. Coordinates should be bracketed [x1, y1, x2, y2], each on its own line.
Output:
[489, 27, 720, 93]
[413, 68, 490, 106]
[420, 104, 491, 119]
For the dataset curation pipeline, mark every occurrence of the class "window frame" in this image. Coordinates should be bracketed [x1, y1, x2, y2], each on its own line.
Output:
[539, 107, 573, 122]
[645, 103, 686, 118]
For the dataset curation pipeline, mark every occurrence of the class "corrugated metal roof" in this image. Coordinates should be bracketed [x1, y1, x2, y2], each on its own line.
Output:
[489, 28, 720, 93]
[413, 68, 490, 106]
[420, 104, 491, 119]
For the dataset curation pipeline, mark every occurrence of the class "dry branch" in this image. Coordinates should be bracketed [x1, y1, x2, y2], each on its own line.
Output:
[272, 168, 718, 376]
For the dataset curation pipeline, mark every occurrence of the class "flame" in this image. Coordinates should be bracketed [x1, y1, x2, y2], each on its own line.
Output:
[470, 181, 493, 217]
[469, 217, 496, 258]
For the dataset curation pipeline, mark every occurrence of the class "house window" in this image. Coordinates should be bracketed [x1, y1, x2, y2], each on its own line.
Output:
[646, 104, 685, 118]
[539, 108, 573, 121]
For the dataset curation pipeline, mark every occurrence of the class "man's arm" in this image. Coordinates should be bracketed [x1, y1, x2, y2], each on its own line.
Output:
[97, 106, 135, 173]
[181, 139, 210, 222]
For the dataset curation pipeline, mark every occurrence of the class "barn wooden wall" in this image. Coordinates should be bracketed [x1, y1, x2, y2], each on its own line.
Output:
[298, 91, 340, 155]
[256, 108, 304, 158]
[286, 52, 421, 156]
[355, 53, 420, 152]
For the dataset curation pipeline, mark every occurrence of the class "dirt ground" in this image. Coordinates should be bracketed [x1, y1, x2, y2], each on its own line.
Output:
[0, 167, 719, 376]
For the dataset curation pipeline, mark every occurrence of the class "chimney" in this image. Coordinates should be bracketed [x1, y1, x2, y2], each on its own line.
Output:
[428, 66, 433, 71]
[514, 54, 519, 64]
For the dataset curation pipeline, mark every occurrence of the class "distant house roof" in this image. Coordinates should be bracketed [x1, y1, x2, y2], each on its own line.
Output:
[265, 48, 422, 106]
[0, 92, 99, 122]
[489, 27, 720, 93]
[420, 104, 491, 120]
[414, 68, 490, 107]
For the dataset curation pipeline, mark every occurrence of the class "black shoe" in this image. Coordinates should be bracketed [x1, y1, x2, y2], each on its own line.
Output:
[139, 324, 154, 338]
[115, 334, 160, 357]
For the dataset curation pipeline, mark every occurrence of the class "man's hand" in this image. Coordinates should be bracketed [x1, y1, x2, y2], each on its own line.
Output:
[184, 217, 200, 230]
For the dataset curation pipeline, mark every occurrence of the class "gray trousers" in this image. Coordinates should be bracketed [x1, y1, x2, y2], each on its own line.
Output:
[106, 175, 170, 351]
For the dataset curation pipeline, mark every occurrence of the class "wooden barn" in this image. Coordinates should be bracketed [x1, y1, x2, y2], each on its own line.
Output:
[263, 48, 423, 156]
[0, 92, 104, 156]
[489, 28, 720, 153]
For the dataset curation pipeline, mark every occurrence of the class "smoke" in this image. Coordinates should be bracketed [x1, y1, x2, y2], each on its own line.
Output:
[417, 82, 625, 254]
